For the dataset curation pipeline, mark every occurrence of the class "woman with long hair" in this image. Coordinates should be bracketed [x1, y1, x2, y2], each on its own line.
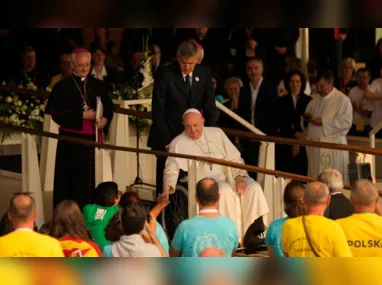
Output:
[50, 200, 102, 257]
[265, 181, 306, 257]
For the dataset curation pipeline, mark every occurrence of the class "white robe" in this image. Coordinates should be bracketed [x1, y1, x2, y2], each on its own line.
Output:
[164, 127, 269, 239]
[305, 88, 352, 182]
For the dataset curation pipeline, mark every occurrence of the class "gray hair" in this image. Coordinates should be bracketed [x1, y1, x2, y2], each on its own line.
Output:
[305, 182, 329, 206]
[71, 51, 91, 64]
[351, 179, 378, 206]
[224, 77, 243, 90]
[317, 169, 344, 193]
[177, 40, 198, 58]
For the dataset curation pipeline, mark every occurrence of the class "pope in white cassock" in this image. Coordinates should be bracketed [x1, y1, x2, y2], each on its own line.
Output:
[161, 108, 270, 240]
[305, 71, 352, 182]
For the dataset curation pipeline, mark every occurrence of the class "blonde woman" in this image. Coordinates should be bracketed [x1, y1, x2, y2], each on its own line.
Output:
[335, 57, 357, 95]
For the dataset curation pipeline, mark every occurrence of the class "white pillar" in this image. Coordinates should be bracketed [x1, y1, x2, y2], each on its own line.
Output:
[40, 114, 59, 192]
[22, 134, 45, 227]
[296, 28, 309, 65]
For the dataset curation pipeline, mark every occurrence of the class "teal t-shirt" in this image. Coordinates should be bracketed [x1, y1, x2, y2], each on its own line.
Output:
[172, 215, 239, 257]
[265, 216, 289, 257]
[83, 204, 120, 249]
[102, 220, 170, 257]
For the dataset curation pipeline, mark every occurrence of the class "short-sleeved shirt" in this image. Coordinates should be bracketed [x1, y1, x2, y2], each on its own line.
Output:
[348, 86, 371, 126]
[83, 204, 120, 249]
[336, 213, 382, 257]
[0, 230, 64, 257]
[282, 215, 353, 257]
[265, 217, 288, 257]
[365, 78, 382, 127]
[172, 215, 239, 257]
[102, 221, 169, 257]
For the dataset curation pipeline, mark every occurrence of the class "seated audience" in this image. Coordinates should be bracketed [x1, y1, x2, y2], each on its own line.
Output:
[103, 203, 166, 257]
[170, 178, 239, 257]
[118, 191, 170, 256]
[0, 193, 64, 257]
[317, 168, 354, 220]
[282, 182, 353, 257]
[48, 53, 72, 90]
[348, 68, 372, 136]
[337, 179, 382, 257]
[334, 57, 357, 95]
[83, 182, 121, 249]
[51, 200, 102, 257]
[265, 181, 305, 257]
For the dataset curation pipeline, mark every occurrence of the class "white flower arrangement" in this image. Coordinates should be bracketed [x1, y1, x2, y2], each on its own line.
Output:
[0, 78, 48, 142]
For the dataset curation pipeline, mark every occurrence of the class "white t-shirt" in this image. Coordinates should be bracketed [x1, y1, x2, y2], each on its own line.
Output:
[348, 86, 371, 126]
[278, 80, 311, 97]
[364, 78, 382, 127]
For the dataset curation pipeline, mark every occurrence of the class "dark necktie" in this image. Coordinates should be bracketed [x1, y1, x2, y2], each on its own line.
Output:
[185, 74, 192, 99]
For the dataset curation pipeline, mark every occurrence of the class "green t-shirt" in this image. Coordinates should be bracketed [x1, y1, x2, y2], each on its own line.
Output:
[83, 204, 120, 249]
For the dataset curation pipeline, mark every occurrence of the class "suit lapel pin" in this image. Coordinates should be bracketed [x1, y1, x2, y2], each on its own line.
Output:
[195, 76, 199, 82]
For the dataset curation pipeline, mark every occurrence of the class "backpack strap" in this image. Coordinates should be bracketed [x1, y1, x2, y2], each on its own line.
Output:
[302, 215, 320, 257]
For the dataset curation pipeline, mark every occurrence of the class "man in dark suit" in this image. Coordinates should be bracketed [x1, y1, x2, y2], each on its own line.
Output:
[237, 57, 278, 180]
[317, 169, 354, 220]
[148, 39, 217, 197]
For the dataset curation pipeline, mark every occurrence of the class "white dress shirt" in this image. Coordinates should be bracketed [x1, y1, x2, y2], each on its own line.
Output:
[250, 77, 263, 125]
[182, 72, 193, 86]
[91, 66, 108, 81]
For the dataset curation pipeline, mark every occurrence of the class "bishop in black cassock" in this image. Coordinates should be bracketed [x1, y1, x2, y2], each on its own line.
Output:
[46, 48, 114, 210]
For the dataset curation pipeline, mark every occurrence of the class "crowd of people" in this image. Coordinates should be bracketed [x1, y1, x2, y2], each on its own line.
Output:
[0, 28, 382, 257]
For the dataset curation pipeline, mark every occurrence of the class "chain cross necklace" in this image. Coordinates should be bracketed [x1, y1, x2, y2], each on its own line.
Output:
[72, 75, 89, 111]
[193, 132, 213, 171]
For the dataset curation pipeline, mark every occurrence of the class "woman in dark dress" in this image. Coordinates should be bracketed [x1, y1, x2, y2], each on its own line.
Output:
[274, 70, 312, 176]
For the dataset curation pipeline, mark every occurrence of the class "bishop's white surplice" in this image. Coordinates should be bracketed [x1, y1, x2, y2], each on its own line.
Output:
[163, 127, 269, 239]
[305, 88, 353, 182]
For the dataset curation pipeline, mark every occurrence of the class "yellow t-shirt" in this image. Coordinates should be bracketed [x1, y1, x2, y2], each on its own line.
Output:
[336, 213, 382, 257]
[0, 230, 64, 257]
[282, 215, 353, 257]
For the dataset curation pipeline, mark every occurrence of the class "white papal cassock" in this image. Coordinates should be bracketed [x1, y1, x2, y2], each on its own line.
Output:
[163, 127, 269, 239]
[306, 88, 352, 182]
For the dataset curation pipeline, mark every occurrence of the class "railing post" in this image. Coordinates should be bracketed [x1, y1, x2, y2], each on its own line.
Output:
[188, 160, 198, 218]
[22, 133, 45, 227]
[370, 132, 376, 179]
[39, 114, 59, 192]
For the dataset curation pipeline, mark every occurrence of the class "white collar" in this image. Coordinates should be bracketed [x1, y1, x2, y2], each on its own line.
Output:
[250, 77, 263, 91]
[331, 192, 343, 196]
[73, 71, 87, 81]
[182, 72, 193, 80]
[15, 227, 33, 232]
[91, 65, 107, 77]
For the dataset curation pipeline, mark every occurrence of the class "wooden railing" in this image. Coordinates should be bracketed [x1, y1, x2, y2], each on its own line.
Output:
[0, 85, 380, 154]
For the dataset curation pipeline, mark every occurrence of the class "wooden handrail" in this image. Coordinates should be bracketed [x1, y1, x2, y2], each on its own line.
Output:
[1, 85, 381, 156]
[0, 122, 351, 189]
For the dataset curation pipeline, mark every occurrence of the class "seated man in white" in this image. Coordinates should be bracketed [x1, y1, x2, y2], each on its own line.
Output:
[162, 108, 269, 242]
